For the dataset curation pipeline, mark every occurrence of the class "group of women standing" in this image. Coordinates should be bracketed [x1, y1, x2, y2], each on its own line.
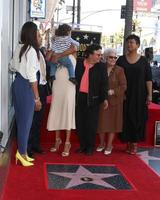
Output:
[10, 21, 152, 167]
[97, 34, 152, 155]
[47, 34, 152, 157]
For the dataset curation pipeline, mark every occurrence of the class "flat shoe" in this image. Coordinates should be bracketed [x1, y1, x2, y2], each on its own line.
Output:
[85, 149, 93, 156]
[104, 147, 112, 155]
[75, 148, 86, 153]
[96, 145, 105, 152]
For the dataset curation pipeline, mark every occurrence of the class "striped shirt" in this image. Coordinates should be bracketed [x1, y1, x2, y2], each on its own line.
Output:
[51, 36, 79, 53]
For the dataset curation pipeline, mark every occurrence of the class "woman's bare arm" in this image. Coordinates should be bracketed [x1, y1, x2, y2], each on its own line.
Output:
[30, 81, 42, 111]
[146, 81, 152, 103]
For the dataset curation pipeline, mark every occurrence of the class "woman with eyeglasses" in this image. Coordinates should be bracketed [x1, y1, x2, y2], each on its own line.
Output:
[97, 48, 127, 155]
[116, 34, 152, 154]
[75, 44, 108, 155]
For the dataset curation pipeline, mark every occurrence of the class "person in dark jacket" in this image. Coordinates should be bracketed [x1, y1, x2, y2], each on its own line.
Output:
[27, 43, 47, 157]
[75, 44, 108, 155]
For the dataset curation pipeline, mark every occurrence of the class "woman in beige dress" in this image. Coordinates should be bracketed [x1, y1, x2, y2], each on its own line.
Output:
[97, 48, 127, 155]
[47, 48, 76, 157]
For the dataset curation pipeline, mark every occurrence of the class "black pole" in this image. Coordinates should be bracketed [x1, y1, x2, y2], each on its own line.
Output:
[123, 0, 133, 54]
[72, 0, 76, 26]
[77, 0, 81, 25]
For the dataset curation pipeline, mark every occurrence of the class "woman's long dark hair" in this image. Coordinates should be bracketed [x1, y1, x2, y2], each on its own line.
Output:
[19, 21, 40, 62]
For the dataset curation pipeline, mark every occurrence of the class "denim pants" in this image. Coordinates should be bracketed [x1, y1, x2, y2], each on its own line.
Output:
[12, 73, 35, 154]
[49, 56, 75, 78]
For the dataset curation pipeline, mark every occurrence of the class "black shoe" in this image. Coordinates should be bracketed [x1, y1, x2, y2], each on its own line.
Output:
[85, 149, 93, 156]
[27, 150, 34, 158]
[69, 77, 77, 85]
[75, 148, 86, 153]
[32, 147, 45, 154]
[49, 76, 55, 88]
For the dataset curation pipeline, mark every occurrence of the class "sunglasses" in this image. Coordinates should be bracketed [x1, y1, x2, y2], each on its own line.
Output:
[108, 56, 117, 59]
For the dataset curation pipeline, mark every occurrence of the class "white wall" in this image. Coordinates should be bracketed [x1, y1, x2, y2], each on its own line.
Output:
[0, 0, 29, 149]
[0, 0, 2, 137]
[0, 0, 11, 148]
[0, 0, 58, 149]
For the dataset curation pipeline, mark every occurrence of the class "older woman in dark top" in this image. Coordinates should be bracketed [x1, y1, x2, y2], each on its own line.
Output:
[116, 34, 152, 154]
[97, 48, 127, 155]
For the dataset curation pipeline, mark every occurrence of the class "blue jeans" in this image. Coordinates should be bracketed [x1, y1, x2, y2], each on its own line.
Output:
[49, 56, 75, 78]
[12, 73, 35, 154]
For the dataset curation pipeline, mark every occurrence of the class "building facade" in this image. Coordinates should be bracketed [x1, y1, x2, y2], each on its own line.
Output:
[0, 0, 59, 151]
[0, 0, 59, 198]
[0, 0, 30, 151]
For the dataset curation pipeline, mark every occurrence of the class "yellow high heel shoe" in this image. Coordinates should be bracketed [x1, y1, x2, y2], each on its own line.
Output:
[62, 142, 71, 157]
[15, 151, 34, 167]
[50, 138, 62, 152]
[26, 155, 35, 162]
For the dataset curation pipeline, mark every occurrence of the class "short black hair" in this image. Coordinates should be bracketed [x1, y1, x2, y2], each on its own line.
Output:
[154, 60, 158, 65]
[57, 24, 71, 36]
[126, 34, 140, 45]
[85, 44, 102, 58]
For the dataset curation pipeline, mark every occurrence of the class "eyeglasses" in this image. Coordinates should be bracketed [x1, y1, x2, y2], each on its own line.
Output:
[108, 56, 117, 59]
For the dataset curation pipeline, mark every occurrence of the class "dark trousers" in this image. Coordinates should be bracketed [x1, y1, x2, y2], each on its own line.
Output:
[76, 93, 99, 151]
[28, 84, 47, 152]
[12, 73, 34, 154]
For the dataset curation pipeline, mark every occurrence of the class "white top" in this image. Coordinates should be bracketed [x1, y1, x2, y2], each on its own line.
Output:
[39, 51, 47, 85]
[52, 36, 79, 53]
[9, 44, 46, 85]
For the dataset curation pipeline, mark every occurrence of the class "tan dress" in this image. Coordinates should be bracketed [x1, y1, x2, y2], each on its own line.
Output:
[47, 55, 76, 131]
[97, 65, 127, 133]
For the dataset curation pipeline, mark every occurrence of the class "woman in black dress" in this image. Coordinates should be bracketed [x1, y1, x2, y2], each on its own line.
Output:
[116, 34, 152, 154]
